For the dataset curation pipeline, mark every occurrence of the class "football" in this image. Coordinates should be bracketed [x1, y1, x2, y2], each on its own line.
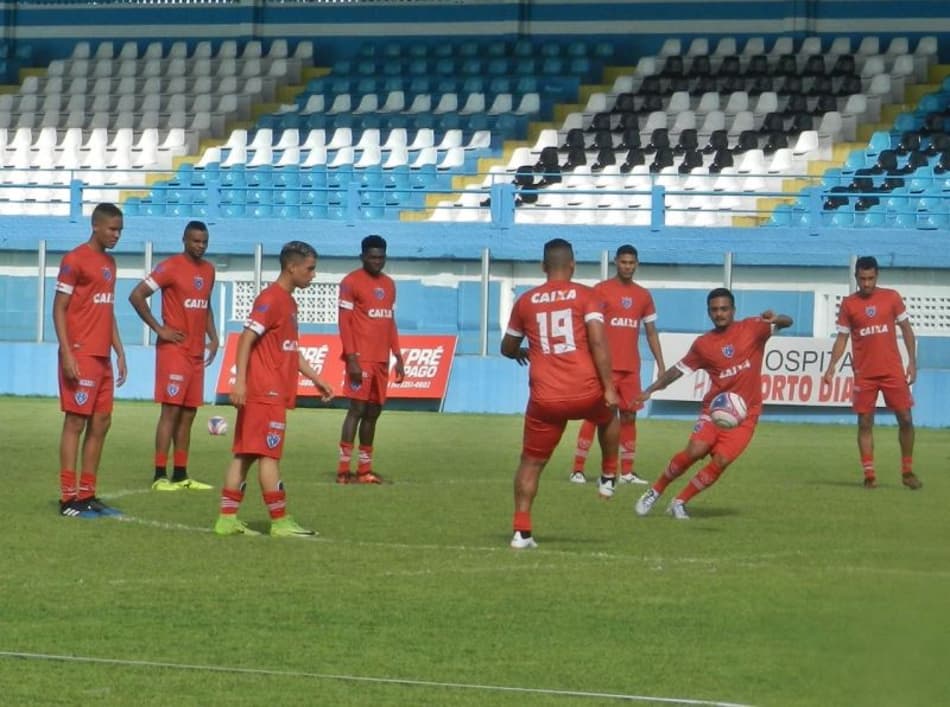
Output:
[709, 392, 747, 429]
[207, 415, 229, 435]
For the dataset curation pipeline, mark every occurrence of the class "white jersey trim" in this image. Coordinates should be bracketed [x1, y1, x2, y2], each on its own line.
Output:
[642, 312, 657, 323]
[506, 327, 523, 338]
[836, 324, 850, 334]
[675, 360, 695, 376]
[245, 319, 266, 336]
[55, 281, 74, 295]
[339, 299, 355, 311]
[144, 276, 160, 292]
[895, 311, 910, 323]
[584, 312, 605, 323]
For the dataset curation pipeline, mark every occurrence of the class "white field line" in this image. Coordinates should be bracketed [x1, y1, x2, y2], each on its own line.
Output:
[101, 494, 950, 579]
[0, 651, 757, 707]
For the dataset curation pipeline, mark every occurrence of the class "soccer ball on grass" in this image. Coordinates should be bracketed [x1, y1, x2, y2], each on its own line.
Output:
[709, 392, 747, 429]
[207, 416, 229, 435]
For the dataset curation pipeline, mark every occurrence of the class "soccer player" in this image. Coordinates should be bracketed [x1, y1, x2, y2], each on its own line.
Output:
[501, 238, 621, 549]
[335, 234, 405, 484]
[53, 202, 127, 518]
[634, 288, 792, 520]
[570, 244, 665, 485]
[213, 241, 334, 537]
[129, 221, 218, 491]
[821, 256, 922, 490]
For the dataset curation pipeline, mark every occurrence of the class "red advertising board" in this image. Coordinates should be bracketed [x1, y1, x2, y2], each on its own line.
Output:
[215, 333, 457, 401]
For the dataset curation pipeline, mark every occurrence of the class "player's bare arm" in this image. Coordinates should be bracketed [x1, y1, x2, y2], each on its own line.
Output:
[500, 333, 530, 366]
[644, 320, 665, 374]
[639, 366, 685, 402]
[586, 318, 619, 407]
[205, 305, 219, 367]
[230, 328, 258, 407]
[391, 319, 405, 383]
[897, 318, 917, 384]
[128, 281, 185, 344]
[822, 332, 850, 385]
[761, 310, 794, 331]
[112, 318, 127, 387]
[298, 351, 333, 402]
[52, 291, 80, 381]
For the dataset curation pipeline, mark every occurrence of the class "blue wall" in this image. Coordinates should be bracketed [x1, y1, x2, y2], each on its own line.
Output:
[4, 342, 949, 427]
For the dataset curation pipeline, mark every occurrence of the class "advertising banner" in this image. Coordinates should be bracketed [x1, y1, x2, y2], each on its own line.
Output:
[216, 333, 457, 401]
[651, 334, 908, 407]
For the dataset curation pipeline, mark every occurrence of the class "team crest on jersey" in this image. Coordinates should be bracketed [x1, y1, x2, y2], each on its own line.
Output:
[74, 391, 88, 406]
[193, 276, 204, 290]
[374, 287, 385, 300]
[167, 383, 180, 397]
[621, 297, 633, 309]
[102, 267, 113, 282]
[722, 344, 735, 358]
[865, 305, 876, 317]
[266, 432, 282, 449]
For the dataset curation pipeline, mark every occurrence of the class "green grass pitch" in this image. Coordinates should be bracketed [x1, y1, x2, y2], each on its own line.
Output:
[0, 396, 947, 706]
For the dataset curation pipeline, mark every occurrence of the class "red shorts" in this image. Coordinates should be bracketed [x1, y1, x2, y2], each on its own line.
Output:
[232, 401, 287, 460]
[851, 375, 914, 414]
[689, 412, 759, 463]
[613, 370, 643, 412]
[523, 391, 615, 460]
[155, 346, 204, 408]
[346, 361, 389, 405]
[59, 354, 114, 415]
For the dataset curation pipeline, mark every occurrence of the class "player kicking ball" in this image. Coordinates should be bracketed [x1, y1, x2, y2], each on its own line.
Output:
[634, 288, 792, 520]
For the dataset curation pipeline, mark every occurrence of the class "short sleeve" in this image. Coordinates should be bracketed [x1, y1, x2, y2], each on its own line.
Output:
[55, 252, 80, 295]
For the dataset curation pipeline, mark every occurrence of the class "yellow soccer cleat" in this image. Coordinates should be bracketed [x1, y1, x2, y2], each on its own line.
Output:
[214, 515, 261, 536]
[151, 478, 180, 492]
[172, 478, 213, 490]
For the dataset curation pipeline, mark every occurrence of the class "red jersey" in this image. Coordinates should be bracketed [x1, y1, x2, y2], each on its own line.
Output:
[55, 243, 117, 358]
[506, 280, 605, 404]
[244, 283, 299, 409]
[836, 288, 909, 379]
[676, 317, 774, 415]
[594, 278, 657, 373]
[338, 268, 400, 364]
[145, 253, 215, 359]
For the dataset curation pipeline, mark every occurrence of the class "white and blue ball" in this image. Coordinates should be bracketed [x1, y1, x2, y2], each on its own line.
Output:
[207, 415, 229, 435]
[709, 392, 747, 429]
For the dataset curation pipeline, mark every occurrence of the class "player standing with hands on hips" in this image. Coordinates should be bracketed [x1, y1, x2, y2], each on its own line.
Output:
[335, 234, 405, 484]
[502, 238, 621, 549]
[213, 241, 333, 537]
[129, 221, 218, 492]
[570, 244, 664, 485]
[821, 256, 922, 490]
[53, 203, 127, 518]
[634, 288, 792, 520]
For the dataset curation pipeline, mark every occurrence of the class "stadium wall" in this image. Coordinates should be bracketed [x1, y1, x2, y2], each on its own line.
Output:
[2, 0, 950, 64]
[2, 231, 949, 426]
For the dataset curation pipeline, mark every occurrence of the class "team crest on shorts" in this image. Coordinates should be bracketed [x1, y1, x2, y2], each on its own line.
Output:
[621, 297, 633, 309]
[865, 305, 876, 317]
[167, 383, 180, 397]
[266, 432, 282, 449]
[74, 391, 89, 406]
[374, 287, 385, 300]
[193, 276, 204, 290]
[722, 344, 735, 358]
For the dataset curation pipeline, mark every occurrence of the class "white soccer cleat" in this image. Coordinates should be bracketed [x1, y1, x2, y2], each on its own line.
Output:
[666, 500, 690, 520]
[620, 473, 649, 485]
[634, 488, 660, 516]
[597, 475, 616, 499]
[569, 472, 587, 484]
[510, 531, 538, 549]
